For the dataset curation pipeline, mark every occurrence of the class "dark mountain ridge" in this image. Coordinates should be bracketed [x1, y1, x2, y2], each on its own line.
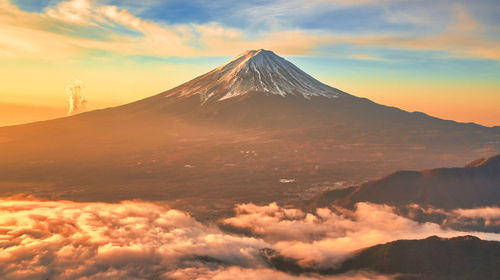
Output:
[308, 154, 500, 210]
[261, 236, 500, 280]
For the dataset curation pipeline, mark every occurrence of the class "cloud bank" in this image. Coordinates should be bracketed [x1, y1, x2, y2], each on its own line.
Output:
[1, 198, 500, 279]
[222, 202, 500, 268]
[0, 198, 267, 279]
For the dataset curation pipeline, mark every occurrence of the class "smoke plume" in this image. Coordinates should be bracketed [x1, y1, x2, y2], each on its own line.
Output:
[66, 79, 87, 115]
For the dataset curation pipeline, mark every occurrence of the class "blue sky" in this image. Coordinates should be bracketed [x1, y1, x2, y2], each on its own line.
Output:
[7, 0, 500, 58]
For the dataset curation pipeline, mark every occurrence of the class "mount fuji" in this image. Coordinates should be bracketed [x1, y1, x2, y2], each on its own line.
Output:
[117, 49, 496, 134]
[0, 49, 498, 218]
[166, 49, 344, 102]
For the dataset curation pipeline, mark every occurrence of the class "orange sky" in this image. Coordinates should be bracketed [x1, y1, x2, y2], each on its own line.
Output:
[1, 61, 499, 127]
[0, 0, 499, 127]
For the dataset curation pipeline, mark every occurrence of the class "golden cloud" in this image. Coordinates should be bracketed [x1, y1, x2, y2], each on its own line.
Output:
[1, 0, 498, 60]
[1, 197, 500, 279]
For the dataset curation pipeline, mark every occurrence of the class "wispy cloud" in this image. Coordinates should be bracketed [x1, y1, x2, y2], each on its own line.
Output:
[0, 0, 338, 59]
[325, 6, 499, 60]
[340, 34, 500, 60]
[1, 0, 499, 61]
[349, 54, 384, 61]
[452, 5, 481, 33]
[46, 0, 94, 25]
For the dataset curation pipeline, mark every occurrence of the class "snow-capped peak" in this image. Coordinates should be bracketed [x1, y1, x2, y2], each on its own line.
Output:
[167, 49, 343, 103]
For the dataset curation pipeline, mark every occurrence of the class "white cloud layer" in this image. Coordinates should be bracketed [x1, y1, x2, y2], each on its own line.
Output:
[1, 198, 500, 279]
[223, 202, 500, 268]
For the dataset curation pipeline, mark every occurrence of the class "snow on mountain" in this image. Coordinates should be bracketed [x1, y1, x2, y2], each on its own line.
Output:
[165, 49, 344, 104]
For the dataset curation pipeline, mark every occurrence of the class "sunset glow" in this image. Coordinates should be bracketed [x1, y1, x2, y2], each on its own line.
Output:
[1, 1, 500, 279]
[1, 0, 499, 126]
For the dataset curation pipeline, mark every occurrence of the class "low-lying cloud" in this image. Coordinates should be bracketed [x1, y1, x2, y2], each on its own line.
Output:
[0, 199, 269, 279]
[222, 202, 500, 268]
[1, 198, 499, 279]
[168, 267, 394, 280]
[405, 204, 500, 230]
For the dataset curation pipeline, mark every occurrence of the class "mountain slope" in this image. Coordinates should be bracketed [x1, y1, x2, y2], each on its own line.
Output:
[0, 49, 498, 218]
[115, 50, 498, 140]
[308, 154, 500, 210]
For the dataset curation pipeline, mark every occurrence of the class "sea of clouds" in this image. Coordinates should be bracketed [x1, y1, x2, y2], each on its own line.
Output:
[1, 198, 500, 280]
